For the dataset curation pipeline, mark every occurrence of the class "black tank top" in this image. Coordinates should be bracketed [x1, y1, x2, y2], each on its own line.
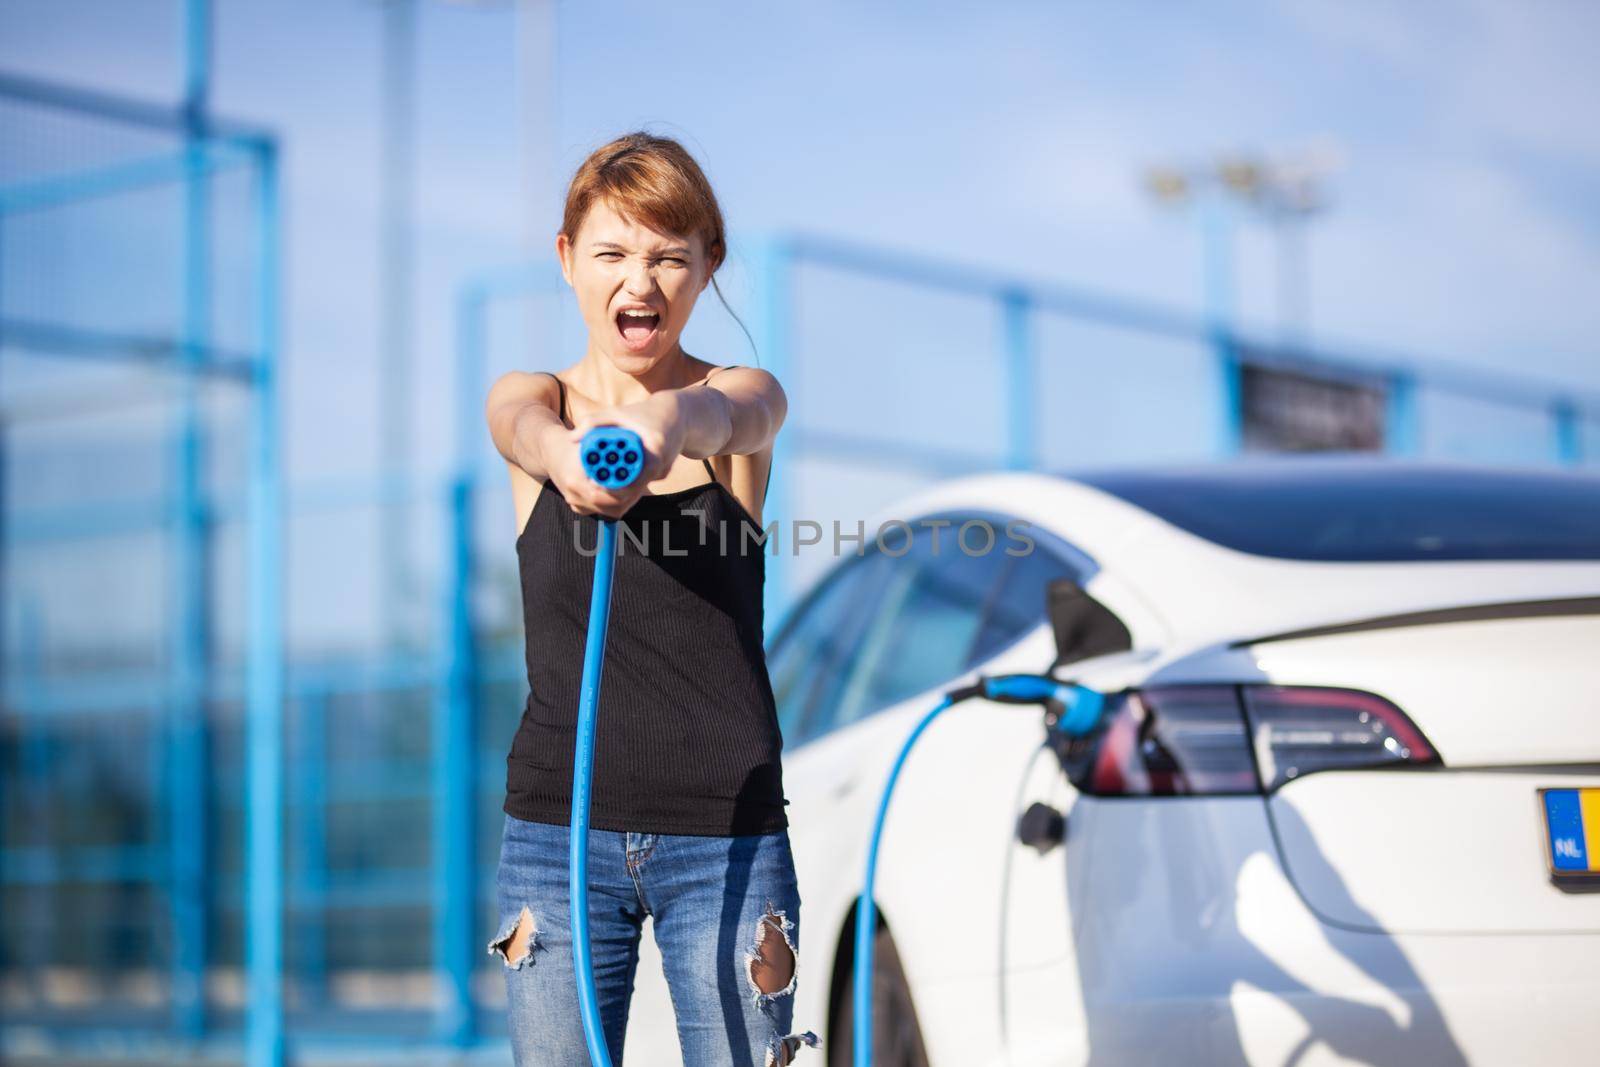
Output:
[503, 369, 789, 836]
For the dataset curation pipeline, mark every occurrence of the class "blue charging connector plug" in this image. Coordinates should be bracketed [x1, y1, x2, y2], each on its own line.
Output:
[852, 672, 1106, 1067]
[579, 427, 646, 490]
[979, 673, 1106, 738]
[569, 425, 646, 1067]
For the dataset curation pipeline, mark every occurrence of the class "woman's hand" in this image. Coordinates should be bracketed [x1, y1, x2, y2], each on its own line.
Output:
[542, 391, 686, 519]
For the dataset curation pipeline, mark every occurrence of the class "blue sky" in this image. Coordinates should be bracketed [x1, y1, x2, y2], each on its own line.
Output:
[7, 0, 1597, 452]
[3, 0, 1598, 651]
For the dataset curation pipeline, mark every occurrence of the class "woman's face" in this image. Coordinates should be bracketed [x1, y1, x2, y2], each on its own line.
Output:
[557, 197, 713, 371]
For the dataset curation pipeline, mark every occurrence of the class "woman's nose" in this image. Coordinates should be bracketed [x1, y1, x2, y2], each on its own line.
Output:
[623, 258, 657, 295]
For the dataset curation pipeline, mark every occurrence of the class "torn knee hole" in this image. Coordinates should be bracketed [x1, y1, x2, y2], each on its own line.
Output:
[765, 1030, 821, 1066]
[747, 907, 797, 996]
[488, 905, 538, 969]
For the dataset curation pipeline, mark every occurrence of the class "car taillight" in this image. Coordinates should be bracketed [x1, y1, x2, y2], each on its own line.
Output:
[1084, 685, 1258, 796]
[1240, 684, 1438, 792]
[1074, 684, 1439, 797]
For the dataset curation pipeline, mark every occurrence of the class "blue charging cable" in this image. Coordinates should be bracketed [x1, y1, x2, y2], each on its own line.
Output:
[852, 674, 1106, 1067]
[570, 426, 647, 1067]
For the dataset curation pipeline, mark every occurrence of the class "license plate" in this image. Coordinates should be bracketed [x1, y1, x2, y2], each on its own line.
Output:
[1539, 787, 1600, 881]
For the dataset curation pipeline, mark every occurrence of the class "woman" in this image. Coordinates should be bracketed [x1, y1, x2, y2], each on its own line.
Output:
[483, 131, 817, 1067]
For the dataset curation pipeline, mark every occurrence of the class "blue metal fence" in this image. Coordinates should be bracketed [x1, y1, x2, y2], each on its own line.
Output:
[2, 16, 1597, 1067]
[0, 1, 285, 1063]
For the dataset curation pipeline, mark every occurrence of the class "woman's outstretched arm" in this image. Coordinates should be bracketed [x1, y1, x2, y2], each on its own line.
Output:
[563, 365, 788, 465]
[677, 365, 788, 459]
[485, 371, 565, 480]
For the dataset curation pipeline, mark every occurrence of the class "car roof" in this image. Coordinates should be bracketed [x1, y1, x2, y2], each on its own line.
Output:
[1049, 454, 1600, 562]
[1056, 453, 1595, 490]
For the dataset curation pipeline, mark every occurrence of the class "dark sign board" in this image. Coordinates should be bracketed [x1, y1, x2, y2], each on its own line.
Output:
[1240, 356, 1387, 453]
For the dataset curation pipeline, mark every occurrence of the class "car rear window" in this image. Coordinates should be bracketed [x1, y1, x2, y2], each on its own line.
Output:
[1071, 461, 1600, 562]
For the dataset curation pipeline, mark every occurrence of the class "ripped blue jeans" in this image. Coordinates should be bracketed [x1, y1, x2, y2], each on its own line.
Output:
[488, 812, 820, 1066]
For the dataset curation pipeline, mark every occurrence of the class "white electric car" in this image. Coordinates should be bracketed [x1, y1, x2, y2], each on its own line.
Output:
[624, 456, 1600, 1067]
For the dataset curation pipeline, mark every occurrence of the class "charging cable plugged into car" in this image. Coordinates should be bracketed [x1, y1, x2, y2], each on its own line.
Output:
[851, 670, 1110, 1067]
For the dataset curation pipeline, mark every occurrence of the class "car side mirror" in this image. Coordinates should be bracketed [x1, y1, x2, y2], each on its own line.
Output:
[1046, 577, 1133, 670]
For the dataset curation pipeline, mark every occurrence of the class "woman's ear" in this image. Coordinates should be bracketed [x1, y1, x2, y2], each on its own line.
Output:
[697, 237, 721, 293]
[700, 251, 720, 293]
[555, 232, 574, 286]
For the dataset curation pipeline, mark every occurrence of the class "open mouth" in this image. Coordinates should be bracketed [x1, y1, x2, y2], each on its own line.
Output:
[615, 307, 662, 350]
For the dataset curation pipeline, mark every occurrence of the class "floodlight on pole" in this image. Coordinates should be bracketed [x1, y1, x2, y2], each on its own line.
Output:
[1143, 140, 1343, 346]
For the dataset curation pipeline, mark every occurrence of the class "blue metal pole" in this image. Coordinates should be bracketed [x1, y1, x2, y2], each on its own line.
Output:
[753, 236, 792, 630]
[18, 601, 50, 984]
[0, 219, 6, 980]
[432, 285, 486, 1046]
[1552, 399, 1582, 467]
[0, 70, 272, 141]
[166, 205, 211, 1041]
[0, 144, 255, 217]
[785, 233, 1199, 341]
[1000, 288, 1034, 471]
[184, 0, 210, 130]
[1386, 372, 1419, 457]
[168, 0, 213, 1038]
[1200, 197, 1242, 457]
[245, 137, 286, 1067]
[294, 691, 329, 1001]
[380, 0, 419, 654]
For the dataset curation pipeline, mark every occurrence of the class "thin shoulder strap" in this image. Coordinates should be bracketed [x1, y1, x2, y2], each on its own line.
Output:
[536, 370, 567, 424]
[701, 364, 743, 384]
[701, 457, 775, 502]
[697, 366, 737, 487]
